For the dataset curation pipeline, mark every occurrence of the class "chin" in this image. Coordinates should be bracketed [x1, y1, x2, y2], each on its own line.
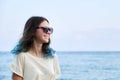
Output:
[43, 39, 49, 43]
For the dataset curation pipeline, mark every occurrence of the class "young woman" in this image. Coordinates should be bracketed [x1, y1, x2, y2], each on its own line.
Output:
[10, 16, 61, 80]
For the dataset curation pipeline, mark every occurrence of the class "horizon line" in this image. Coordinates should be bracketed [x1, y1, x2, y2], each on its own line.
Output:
[0, 50, 120, 53]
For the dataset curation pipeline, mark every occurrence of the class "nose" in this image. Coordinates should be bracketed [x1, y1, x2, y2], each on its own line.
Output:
[47, 30, 51, 34]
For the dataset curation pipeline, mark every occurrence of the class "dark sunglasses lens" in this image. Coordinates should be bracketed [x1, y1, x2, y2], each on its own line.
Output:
[42, 27, 53, 34]
[48, 28, 53, 33]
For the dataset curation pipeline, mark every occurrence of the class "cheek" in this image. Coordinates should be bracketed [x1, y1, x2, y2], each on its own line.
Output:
[37, 29, 44, 34]
[35, 30, 43, 38]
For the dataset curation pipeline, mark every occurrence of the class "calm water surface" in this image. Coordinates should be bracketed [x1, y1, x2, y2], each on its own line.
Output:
[0, 51, 120, 80]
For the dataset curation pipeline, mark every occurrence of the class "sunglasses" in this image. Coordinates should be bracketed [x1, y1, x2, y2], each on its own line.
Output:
[36, 27, 53, 34]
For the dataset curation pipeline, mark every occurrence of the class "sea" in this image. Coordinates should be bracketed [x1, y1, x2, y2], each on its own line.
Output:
[0, 51, 120, 80]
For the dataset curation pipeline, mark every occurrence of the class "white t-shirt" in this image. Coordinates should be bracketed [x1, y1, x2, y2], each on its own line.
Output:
[10, 52, 61, 80]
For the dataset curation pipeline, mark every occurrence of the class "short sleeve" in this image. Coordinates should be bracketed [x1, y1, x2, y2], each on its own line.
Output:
[53, 54, 61, 79]
[10, 53, 25, 77]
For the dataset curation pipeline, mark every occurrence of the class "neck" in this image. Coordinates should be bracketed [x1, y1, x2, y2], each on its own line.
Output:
[29, 40, 43, 57]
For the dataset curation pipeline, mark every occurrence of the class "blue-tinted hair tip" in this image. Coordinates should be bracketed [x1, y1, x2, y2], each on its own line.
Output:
[11, 42, 22, 54]
[44, 47, 56, 58]
[11, 42, 56, 58]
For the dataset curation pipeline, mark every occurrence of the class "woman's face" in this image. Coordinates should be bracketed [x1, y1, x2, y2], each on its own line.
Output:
[35, 20, 51, 43]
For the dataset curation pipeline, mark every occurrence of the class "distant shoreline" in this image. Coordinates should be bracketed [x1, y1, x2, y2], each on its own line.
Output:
[0, 51, 120, 53]
[57, 51, 120, 53]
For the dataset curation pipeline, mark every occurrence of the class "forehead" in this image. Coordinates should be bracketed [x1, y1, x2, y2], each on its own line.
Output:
[39, 20, 49, 27]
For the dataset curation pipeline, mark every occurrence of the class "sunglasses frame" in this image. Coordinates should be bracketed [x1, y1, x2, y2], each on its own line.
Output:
[36, 26, 53, 34]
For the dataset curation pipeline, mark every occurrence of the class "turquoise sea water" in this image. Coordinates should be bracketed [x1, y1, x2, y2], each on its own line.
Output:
[0, 51, 120, 80]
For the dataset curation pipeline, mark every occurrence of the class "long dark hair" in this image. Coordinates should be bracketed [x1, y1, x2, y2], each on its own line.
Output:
[11, 16, 55, 58]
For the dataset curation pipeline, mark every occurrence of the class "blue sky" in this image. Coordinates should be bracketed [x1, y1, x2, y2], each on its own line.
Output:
[0, 0, 120, 51]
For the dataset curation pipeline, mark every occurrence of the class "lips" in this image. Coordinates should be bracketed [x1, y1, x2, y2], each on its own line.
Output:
[44, 37, 49, 39]
[43, 35, 49, 39]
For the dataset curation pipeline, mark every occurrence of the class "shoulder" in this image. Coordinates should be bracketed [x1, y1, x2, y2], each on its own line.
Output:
[11, 52, 26, 67]
[15, 52, 26, 57]
[14, 52, 27, 60]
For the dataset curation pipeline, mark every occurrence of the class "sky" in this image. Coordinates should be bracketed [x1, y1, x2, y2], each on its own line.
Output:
[0, 0, 120, 51]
